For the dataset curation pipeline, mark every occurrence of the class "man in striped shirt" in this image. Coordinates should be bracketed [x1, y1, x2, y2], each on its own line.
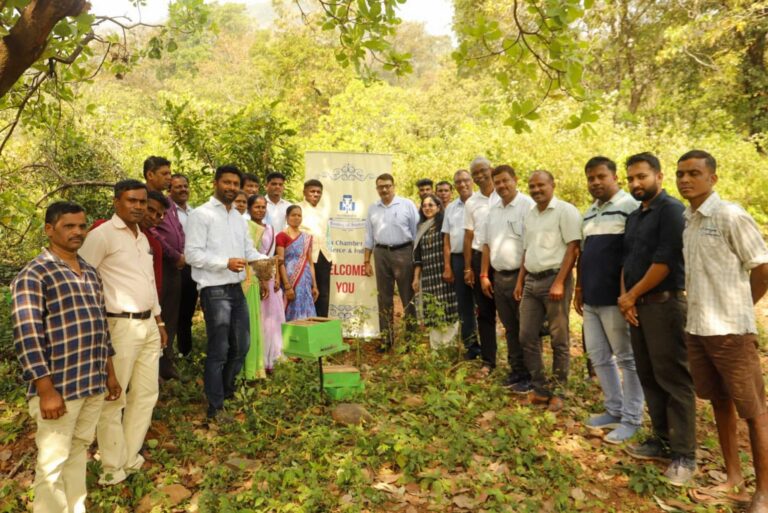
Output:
[677, 150, 768, 511]
[13, 201, 121, 512]
[575, 156, 644, 443]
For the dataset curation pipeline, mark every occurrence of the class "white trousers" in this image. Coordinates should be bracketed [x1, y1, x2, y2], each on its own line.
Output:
[29, 393, 105, 513]
[97, 318, 160, 484]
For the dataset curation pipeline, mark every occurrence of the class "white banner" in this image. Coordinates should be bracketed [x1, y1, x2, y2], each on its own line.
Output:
[305, 151, 391, 337]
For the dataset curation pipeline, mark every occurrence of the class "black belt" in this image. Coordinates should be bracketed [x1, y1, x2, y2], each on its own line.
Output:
[526, 268, 559, 280]
[636, 290, 686, 305]
[107, 310, 152, 320]
[495, 269, 520, 276]
[375, 242, 411, 251]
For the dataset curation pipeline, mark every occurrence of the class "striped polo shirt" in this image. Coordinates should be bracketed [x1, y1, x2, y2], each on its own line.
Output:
[581, 190, 639, 305]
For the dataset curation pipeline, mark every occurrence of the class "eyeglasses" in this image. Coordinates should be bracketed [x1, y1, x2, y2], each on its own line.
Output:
[376, 184, 393, 190]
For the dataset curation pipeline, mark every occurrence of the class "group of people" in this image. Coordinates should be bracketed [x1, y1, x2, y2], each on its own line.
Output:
[10, 149, 768, 512]
[365, 151, 768, 510]
[10, 160, 337, 511]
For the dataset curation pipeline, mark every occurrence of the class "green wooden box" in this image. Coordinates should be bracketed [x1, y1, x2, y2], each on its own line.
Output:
[282, 317, 346, 358]
[324, 383, 365, 400]
[323, 365, 364, 400]
[322, 365, 361, 387]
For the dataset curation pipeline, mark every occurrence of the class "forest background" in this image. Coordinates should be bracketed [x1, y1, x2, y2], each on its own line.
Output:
[1, 1, 768, 511]
[1, 0, 767, 273]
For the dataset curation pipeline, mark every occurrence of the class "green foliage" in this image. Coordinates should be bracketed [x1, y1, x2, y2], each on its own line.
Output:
[618, 462, 673, 497]
[452, 0, 595, 132]
[306, 0, 413, 79]
[162, 97, 299, 191]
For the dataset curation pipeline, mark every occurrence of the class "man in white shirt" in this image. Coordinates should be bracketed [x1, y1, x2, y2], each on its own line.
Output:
[265, 171, 291, 233]
[299, 179, 334, 317]
[463, 157, 500, 375]
[677, 150, 768, 508]
[514, 171, 581, 412]
[185, 165, 268, 422]
[441, 170, 477, 358]
[479, 165, 534, 391]
[79, 180, 167, 485]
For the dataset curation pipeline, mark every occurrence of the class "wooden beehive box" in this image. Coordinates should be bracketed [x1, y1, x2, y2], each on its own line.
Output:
[323, 365, 364, 400]
[281, 317, 347, 358]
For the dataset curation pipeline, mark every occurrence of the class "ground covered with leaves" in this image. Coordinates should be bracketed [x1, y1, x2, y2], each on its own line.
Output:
[0, 314, 764, 512]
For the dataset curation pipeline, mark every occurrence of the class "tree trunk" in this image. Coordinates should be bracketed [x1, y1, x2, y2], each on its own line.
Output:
[0, 0, 89, 99]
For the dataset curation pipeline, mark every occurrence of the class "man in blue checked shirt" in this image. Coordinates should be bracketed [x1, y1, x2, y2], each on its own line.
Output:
[13, 201, 121, 513]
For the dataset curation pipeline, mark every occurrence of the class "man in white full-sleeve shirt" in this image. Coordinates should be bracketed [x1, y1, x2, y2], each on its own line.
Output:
[185, 165, 267, 422]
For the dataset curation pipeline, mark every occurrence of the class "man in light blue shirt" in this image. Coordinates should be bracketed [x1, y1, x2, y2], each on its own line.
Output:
[363, 173, 419, 350]
[441, 169, 477, 358]
[185, 165, 267, 422]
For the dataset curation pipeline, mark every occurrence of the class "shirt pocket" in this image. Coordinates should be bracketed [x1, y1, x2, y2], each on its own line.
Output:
[507, 220, 523, 239]
[537, 231, 559, 249]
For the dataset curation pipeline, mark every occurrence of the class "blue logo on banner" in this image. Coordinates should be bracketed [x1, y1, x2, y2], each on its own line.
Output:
[339, 194, 356, 213]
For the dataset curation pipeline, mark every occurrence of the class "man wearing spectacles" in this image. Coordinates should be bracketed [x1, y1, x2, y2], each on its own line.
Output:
[364, 173, 419, 351]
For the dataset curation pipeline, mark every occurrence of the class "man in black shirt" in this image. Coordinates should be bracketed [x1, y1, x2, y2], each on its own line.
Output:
[619, 152, 697, 487]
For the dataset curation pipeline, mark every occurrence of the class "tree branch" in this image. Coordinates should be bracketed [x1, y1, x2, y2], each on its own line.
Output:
[48, 32, 96, 64]
[0, 0, 90, 98]
[0, 71, 48, 154]
[35, 180, 115, 207]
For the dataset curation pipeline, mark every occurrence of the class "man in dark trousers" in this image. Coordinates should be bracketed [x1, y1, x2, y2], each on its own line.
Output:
[145, 156, 185, 380]
[619, 152, 697, 487]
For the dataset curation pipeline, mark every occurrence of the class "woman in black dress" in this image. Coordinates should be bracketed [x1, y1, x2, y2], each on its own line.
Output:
[412, 194, 459, 349]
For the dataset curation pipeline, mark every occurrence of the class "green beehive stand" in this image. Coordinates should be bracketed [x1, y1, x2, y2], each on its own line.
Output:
[322, 365, 364, 400]
[282, 317, 361, 399]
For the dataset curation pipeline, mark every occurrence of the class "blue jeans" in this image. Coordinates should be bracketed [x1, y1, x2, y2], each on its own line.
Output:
[583, 304, 644, 426]
[451, 253, 478, 354]
[200, 284, 250, 414]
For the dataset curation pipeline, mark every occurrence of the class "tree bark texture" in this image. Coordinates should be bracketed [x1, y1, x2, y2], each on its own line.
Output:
[0, 0, 89, 98]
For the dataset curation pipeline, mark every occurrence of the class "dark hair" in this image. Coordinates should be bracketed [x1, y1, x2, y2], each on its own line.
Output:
[416, 178, 434, 188]
[625, 152, 661, 173]
[171, 173, 189, 183]
[215, 164, 243, 183]
[266, 171, 286, 183]
[678, 150, 717, 173]
[492, 164, 516, 178]
[584, 156, 617, 174]
[376, 173, 395, 184]
[436, 180, 452, 189]
[304, 179, 323, 190]
[530, 170, 555, 183]
[45, 201, 84, 225]
[142, 156, 171, 178]
[114, 179, 147, 199]
[286, 204, 302, 218]
[418, 193, 445, 230]
[247, 194, 266, 210]
[242, 173, 259, 185]
[147, 190, 169, 209]
[235, 190, 248, 198]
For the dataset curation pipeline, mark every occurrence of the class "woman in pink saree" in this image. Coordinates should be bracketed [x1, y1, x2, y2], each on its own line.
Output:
[247, 195, 284, 373]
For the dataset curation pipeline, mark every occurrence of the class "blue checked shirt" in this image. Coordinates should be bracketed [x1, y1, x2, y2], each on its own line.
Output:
[12, 249, 114, 401]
